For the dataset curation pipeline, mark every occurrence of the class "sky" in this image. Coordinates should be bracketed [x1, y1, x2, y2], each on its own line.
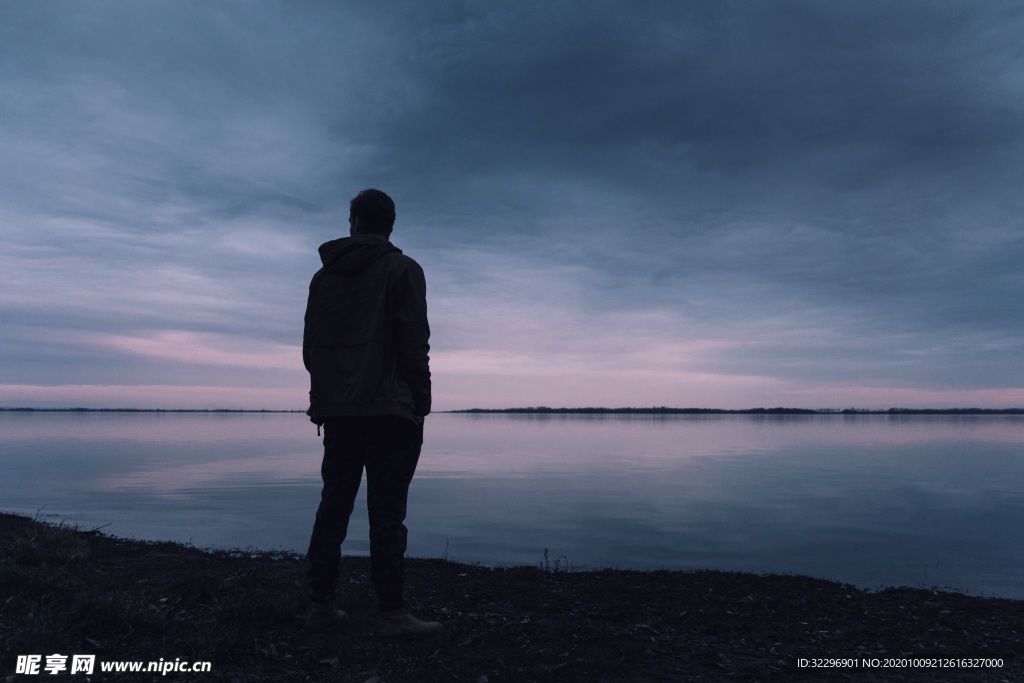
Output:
[2, 0, 1023, 411]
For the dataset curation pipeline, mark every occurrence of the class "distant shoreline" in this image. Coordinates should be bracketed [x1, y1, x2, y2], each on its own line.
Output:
[3, 406, 1022, 415]
[448, 406, 1024, 415]
[0, 407, 305, 413]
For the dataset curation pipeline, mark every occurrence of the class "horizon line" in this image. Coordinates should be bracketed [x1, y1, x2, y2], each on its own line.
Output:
[2, 406, 1023, 415]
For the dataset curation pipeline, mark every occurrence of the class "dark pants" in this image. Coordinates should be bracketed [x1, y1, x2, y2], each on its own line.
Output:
[307, 415, 423, 612]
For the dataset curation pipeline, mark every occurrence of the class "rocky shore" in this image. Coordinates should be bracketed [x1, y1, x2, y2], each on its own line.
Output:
[2, 513, 1020, 682]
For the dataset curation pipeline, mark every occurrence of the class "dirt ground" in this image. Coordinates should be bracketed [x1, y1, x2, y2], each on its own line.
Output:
[2, 513, 1021, 682]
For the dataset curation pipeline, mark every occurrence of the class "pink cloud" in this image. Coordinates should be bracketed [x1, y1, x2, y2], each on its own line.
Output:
[94, 330, 302, 371]
[0, 384, 304, 410]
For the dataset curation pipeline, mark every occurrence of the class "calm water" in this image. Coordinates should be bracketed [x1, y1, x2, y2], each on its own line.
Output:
[2, 411, 1022, 599]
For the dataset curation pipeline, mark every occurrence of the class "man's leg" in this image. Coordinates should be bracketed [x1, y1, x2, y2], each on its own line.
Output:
[307, 417, 367, 604]
[363, 415, 423, 612]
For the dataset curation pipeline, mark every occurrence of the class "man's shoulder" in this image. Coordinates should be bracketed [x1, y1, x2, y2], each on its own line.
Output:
[385, 249, 425, 274]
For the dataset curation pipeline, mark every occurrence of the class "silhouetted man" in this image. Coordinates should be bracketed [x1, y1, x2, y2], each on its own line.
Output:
[303, 188, 441, 636]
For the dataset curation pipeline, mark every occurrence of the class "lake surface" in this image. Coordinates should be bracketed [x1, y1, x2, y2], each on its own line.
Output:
[2, 411, 1022, 599]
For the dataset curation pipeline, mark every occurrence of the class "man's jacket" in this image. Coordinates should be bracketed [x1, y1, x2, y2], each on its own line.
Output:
[303, 234, 431, 422]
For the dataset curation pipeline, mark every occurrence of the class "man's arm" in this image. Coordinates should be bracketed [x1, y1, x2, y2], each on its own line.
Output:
[393, 260, 431, 416]
[302, 271, 322, 374]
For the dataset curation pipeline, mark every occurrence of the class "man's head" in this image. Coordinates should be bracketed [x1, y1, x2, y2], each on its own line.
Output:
[349, 188, 396, 238]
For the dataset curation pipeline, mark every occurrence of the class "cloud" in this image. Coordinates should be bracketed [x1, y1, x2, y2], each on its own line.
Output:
[1, 1, 1023, 408]
[90, 330, 301, 371]
[0, 384, 301, 411]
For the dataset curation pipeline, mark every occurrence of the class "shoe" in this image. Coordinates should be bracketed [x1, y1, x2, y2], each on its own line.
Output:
[377, 607, 443, 638]
[306, 600, 348, 630]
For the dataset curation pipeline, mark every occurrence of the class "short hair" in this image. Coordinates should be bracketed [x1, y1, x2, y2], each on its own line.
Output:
[350, 188, 396, 235]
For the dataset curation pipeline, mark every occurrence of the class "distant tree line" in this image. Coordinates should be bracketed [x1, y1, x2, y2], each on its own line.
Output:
[449, 406, 1024, 415]
[0, 408, 304, 413]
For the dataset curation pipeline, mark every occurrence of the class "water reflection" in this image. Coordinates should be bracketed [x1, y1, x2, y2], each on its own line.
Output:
[1, 411, 1022, 598]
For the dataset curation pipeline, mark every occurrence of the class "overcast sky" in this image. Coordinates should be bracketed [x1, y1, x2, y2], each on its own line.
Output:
[2, 1, 1023, 410]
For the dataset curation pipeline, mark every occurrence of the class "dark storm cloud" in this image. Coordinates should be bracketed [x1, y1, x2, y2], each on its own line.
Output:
[374, 0, 1024, 397]
[1, 0, 1022, 407]
[372, 2, 1021, 184]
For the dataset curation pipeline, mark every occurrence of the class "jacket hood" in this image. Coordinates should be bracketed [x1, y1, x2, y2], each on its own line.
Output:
[318, 235, 401, 275]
